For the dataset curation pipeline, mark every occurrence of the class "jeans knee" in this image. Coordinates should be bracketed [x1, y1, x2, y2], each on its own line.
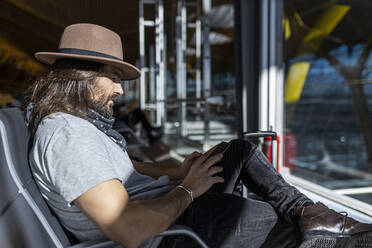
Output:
[253, 200, 278, 228]
[229, 139, 257, 154]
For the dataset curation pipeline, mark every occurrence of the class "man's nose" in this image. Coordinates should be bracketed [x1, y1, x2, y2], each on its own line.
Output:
[113, 82, 124, 96]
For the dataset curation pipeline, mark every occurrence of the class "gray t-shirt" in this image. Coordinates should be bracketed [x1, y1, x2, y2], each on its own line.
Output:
[30, 112, 177, 242]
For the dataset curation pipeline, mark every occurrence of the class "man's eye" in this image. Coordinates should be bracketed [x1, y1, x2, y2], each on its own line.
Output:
[102, 73, 120, 83]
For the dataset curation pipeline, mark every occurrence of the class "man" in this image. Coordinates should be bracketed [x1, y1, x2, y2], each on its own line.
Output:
[26, 23, 372, 248]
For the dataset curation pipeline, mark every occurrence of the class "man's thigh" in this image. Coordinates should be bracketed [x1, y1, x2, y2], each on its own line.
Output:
[159, 193, 279, 248]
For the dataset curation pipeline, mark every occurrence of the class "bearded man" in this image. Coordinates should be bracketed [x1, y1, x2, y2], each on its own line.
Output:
[25, 23, 372, 248]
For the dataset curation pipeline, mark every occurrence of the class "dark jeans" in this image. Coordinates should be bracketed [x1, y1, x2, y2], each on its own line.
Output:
[159, 139, 313, 248]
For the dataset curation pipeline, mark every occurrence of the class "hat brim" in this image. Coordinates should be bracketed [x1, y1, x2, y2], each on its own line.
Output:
[35, 52, 141, 80]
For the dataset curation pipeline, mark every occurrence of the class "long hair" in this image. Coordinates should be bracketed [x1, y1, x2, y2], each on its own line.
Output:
[25, 59, 104, 133]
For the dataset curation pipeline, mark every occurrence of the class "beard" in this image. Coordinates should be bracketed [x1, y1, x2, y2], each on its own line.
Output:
[88, 92, 115, 119]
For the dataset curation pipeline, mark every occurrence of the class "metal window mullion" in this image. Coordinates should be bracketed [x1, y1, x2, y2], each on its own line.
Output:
[268, 0, 277, 131]
[139, 0, 146, 110]
[176, 0, 185, 136]
[155, 0, 162, 126]
[144, 20, 155, 27]
[158, 0, 165, 126]
[259, 0, 269, 132]
[273, 0, 285, 172]
[276, 66, 285, 171]
[181, 0, 187, 135]
[150, 45, 156, 122]
[268, 0, 278, 167]
[195, 0, 202, 110]
[202, 3, 211, 150]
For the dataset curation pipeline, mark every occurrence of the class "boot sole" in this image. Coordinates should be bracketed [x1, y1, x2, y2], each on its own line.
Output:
[300, 232, 372, 248]
[346, 232, 372, 248]
[299, 237, 347, 248]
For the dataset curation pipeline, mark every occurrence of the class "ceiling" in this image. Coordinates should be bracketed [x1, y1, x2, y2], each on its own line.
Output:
[0, 0, 234, 97]
[0, 0, 141, 64]
[0, 0, 147, 96]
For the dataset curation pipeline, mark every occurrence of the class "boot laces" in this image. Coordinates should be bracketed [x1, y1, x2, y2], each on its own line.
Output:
[339, 211, 349, 233]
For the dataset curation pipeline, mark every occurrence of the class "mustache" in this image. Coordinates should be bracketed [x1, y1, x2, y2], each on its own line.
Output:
[110, 93, 120, 102]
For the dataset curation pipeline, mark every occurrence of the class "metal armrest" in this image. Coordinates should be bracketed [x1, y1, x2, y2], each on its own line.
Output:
[69, 225, 209, 248]
[68, 240, 120, 248]
[158, 225, 209, 248]
[242, 130, 279, 171]
[243, 131, 277, 139]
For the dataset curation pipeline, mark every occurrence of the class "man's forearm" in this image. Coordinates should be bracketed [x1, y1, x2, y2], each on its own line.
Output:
[132, 161, 184, 180]
[105, 186, 191, 248]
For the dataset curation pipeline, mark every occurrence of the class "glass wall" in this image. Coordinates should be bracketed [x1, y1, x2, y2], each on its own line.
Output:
[283, 0, 372, 205]
[163, 0, 237, 152]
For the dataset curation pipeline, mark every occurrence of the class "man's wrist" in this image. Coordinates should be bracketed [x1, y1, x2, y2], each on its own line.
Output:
[176, 185, 193, 203]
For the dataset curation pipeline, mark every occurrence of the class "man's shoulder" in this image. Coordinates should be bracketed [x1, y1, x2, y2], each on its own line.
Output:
[40, 112, 92, 131]
[35, 112, 97, 141]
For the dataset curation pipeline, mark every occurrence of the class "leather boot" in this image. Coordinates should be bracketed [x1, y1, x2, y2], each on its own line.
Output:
[294, 202, 372, 248]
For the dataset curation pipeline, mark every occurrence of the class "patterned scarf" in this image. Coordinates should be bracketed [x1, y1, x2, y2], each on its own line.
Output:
[25, 103, 127, 152]
[87, 109, 127, 151]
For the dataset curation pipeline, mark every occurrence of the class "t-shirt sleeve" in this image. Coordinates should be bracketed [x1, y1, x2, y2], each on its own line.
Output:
[44, 124, 120, 206]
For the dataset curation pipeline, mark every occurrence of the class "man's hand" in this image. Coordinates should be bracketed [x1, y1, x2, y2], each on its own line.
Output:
[180, 144, 220, 179]
[180, 151, 202, 179]
[181, 148, 224, 198]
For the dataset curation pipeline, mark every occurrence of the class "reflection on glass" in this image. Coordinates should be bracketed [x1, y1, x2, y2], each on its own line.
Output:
[164, 2, 237, 151]
[283, 1, 372, 205]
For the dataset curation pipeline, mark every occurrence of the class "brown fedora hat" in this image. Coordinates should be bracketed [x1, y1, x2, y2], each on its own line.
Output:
[35, 23, 141, 80]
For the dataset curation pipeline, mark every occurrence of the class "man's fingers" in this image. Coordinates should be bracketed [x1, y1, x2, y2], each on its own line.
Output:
[203, 143, 220, 157]
[207, 166, 223, 176]
[193, 153, 208, 166]
[185, 152, 202, 164]
[210, 176, 225, 184]
[186, 151, 202, 161]
[189, 151, 202, 158]
[202, 154, 222, 169]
